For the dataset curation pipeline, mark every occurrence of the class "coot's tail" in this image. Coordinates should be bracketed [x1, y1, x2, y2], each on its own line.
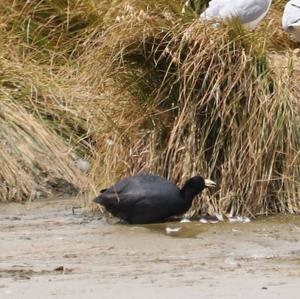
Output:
[93, 195, 103, 204]
[93, 188, 108, 204]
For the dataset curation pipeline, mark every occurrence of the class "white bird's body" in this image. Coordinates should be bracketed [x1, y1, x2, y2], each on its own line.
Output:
[200, 0, 272, 29]
[282, 0, 300, 42]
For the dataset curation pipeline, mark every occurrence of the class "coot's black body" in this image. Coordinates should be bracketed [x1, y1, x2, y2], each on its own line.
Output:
[94, 174, 216, 224]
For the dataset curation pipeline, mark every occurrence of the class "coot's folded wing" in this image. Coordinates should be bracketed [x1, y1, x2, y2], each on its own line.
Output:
[94, 175, 146, 207]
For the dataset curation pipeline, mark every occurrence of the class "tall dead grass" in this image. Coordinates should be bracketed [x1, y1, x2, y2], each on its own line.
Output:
[0, 99, 86, 201]
[81, 1, 300, 215]
[0, 0, 299, 215]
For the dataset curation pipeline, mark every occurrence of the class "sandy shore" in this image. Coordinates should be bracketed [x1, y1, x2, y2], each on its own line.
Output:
[0, 198, 300, 298]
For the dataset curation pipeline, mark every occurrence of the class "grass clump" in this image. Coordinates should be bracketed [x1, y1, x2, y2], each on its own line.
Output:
[0, 99, 85, 201]
[0, 0, 299, 216]
[82, 1, 300, 215]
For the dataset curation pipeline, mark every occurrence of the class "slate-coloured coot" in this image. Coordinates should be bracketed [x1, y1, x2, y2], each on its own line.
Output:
[94, 174, 216, 224]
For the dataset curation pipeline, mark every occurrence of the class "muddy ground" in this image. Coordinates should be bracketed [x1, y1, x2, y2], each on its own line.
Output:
[0, 197, 300, 299]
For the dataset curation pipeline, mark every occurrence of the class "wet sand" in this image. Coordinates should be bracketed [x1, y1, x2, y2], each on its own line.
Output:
[0, 198, 300, 299]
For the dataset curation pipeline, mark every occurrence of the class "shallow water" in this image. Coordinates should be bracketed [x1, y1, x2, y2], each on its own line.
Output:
[0, 198, 300, 299]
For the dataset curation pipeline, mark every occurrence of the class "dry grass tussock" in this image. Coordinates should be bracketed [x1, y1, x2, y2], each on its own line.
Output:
[0, 0, 300, 216]
[0, 100, 86, 201]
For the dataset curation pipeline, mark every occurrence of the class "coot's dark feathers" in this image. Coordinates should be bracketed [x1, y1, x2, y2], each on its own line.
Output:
[94, 173, 215, 224]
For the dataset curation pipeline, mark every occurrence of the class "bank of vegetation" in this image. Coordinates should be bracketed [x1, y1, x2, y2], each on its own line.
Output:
[0, 0, 299, 215]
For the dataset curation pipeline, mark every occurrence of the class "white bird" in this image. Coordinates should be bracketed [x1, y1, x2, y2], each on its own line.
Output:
[282, 0, 300, 42]
[200, 0, 272, 30]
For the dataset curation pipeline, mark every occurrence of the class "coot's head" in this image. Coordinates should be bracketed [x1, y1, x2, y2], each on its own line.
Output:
[181, 176, 216, 201]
